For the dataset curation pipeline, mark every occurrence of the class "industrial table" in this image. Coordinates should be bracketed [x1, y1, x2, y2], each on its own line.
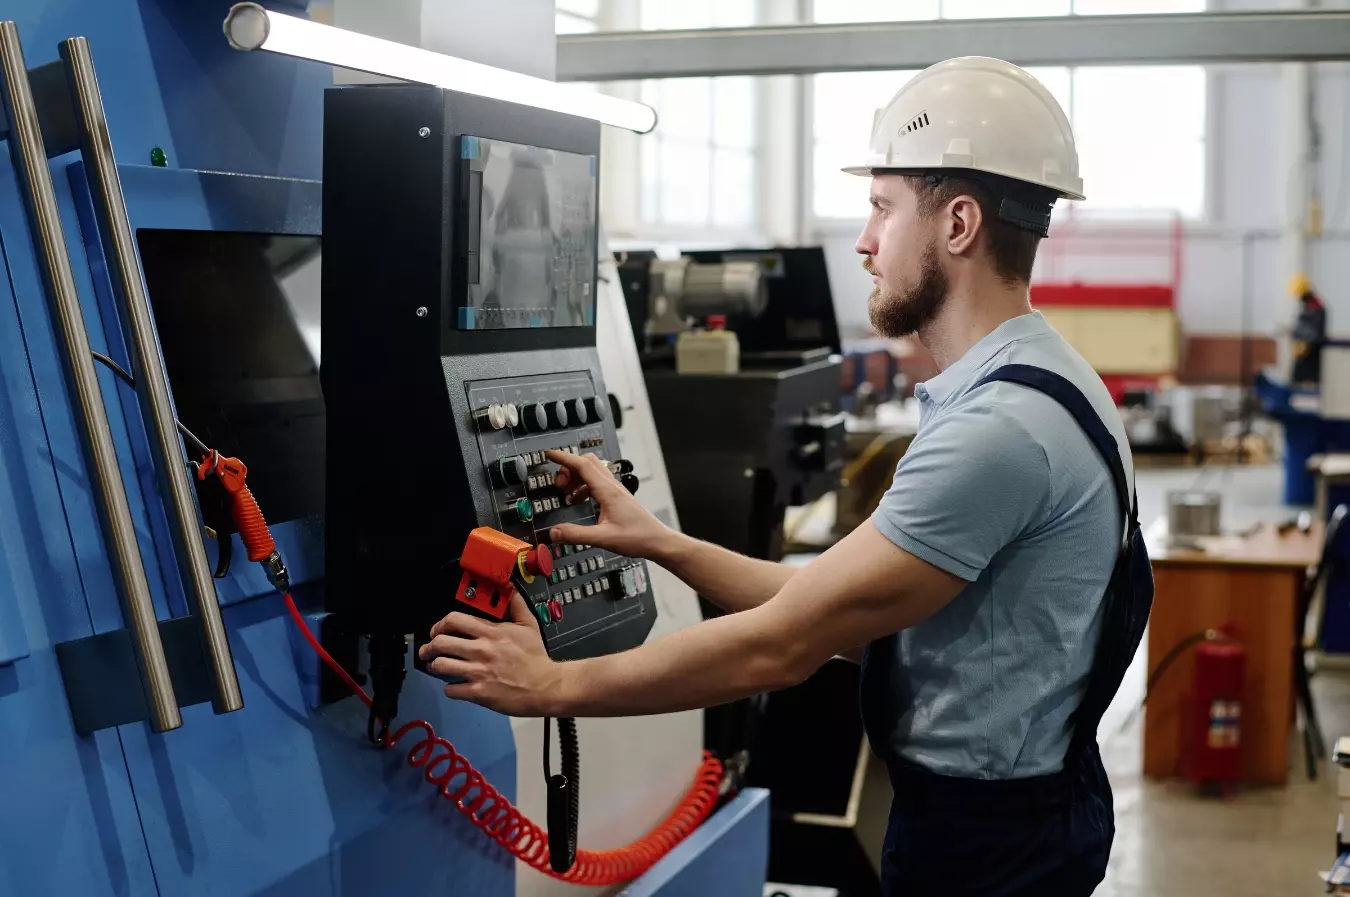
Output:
[1143, 518, 1323, 785]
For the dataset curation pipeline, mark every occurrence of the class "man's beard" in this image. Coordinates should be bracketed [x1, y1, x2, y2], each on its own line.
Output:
[866, 240, 948, 339]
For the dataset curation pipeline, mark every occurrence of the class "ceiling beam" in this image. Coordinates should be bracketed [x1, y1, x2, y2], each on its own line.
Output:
[556, 11, 1350, 81]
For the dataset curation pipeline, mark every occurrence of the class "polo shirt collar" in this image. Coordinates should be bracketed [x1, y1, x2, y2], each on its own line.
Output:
[914, 311, 1049, 408]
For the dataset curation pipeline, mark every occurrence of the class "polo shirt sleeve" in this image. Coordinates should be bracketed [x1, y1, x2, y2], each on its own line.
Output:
[870, 402, 1053, 582]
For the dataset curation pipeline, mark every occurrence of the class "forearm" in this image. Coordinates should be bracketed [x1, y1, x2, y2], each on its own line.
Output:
[533, 524, 964, 720]
[552, 608, 797, 717]
[651, 530, 797, 614]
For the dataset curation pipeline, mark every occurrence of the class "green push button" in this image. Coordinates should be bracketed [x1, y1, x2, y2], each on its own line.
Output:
[514, 498, 534, 522]
[534, 603, 551, 625]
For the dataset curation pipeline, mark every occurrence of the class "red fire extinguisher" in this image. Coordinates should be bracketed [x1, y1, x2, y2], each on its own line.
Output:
[1185, 629, 1246, 787]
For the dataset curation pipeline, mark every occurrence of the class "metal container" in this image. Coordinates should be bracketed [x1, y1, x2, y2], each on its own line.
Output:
[1191, 388, 1235, 445]
[1168, 490, 1222, 541]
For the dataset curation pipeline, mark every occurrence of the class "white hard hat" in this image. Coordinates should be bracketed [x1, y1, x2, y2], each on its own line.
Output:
[843, 57, 1085, 221]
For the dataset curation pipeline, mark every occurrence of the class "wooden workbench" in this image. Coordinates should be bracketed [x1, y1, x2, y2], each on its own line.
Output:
[1143, 519, 1323, 785]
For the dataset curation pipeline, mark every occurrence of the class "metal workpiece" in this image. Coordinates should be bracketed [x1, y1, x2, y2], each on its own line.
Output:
[0, 23, 182, 731]
[60, 36, 243, 715]
[557, 10, 1350, 81]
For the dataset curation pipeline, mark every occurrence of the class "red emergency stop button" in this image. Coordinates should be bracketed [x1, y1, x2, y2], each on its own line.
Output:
[522, 544, 554, 579]
[547, 599, 564, 622]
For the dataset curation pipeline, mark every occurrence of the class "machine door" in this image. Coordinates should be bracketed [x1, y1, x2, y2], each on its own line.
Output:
[59, 165, 518, 897]
[0, 159, 160, 895]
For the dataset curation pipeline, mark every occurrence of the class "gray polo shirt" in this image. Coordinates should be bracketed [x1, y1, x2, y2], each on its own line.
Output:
[868, 311, 1132, 779]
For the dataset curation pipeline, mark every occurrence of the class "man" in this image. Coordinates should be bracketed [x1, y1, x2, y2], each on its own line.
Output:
[421, 57, 1150, 896]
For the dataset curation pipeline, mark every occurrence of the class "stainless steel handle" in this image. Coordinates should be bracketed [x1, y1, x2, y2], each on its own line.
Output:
[0, 22, 182, 731]
[60, 37, 244, 715]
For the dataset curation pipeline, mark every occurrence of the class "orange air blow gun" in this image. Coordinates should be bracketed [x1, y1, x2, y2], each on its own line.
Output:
[197, 450, 289, 591]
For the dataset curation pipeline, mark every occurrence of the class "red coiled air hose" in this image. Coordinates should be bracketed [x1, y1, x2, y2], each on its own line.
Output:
[235, 478, 722, 884]
[282, 592, 723, 884]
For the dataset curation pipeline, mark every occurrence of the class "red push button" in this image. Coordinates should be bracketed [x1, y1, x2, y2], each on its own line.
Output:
[547, 599, 564, 622]
[523, 544, 554, 578]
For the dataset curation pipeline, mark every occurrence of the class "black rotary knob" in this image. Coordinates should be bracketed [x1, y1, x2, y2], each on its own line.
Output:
[564, 398, 590, 427]
[490, 456, 526, 487]
[520, 403, 549, 434]
[544, 400, 567, 430]
[582, 394, 607, 423]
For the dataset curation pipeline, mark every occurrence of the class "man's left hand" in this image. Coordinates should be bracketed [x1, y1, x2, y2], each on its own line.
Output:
[419, 591, 562, 717]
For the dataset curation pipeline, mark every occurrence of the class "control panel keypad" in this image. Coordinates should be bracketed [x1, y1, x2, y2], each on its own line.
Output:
[467, 371, 650, 654]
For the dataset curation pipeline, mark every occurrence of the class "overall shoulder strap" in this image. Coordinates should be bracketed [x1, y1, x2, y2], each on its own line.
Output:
[974, 363, 1138, 533]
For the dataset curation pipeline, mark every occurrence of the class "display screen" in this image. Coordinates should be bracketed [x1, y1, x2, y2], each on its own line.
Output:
[459, 135, 597, 330]
[137, 230, 324, 524]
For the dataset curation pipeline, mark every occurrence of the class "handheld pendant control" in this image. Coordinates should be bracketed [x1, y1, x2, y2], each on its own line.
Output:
[456, 527, 553, 620]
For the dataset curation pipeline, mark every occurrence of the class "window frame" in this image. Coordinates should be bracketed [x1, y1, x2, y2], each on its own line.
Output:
[624, 1, 766, 239]
[802, 0, 1210, 227]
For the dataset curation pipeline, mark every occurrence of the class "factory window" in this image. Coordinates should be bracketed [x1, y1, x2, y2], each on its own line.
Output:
[635, 0, 759, 231]
[556, 0, 599, 33]
[808, 1, 1206, 219]
[810, 65, 1204, 220]
[639, 0, 757, 29]
[811, 0, 1202, 18]
[1072, 66, 1206, 218]
[812, 0, 940, 20]
[1073, 0, 1204, 12]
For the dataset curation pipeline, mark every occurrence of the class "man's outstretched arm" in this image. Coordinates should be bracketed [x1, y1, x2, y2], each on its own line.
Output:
[419, 519, 965, 718]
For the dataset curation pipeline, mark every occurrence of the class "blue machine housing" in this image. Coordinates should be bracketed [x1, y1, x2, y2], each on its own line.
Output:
[2, 127, 518, 897]
[0, 3, 768, 895]
[0, 3, 519, 894]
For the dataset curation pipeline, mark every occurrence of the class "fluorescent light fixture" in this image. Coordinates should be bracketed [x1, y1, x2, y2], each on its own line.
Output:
[223, 2, 657, 134]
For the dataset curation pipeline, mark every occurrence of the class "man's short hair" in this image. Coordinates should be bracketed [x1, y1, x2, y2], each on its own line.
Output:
[904, 174, 1045, 285]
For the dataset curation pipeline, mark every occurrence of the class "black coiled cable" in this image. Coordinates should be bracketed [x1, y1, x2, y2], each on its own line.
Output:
[544, 715, 580, 873]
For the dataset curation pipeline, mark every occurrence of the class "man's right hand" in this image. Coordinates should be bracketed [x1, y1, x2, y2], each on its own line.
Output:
[546, 449, 671, 560]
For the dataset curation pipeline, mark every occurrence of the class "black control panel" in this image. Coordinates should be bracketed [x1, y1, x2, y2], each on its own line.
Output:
[321, 84, 657, 663]
[468, 372, 652, 656]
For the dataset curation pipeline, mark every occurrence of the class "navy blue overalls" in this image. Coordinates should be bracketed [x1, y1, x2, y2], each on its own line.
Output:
[861, 364, 1155, 897]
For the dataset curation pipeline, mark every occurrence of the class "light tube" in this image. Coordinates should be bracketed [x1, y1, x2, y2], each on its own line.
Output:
[223, 3, 657, 133]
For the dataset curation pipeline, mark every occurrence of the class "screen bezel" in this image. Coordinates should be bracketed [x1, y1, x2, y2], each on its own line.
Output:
[457, 135, 599, 335]
[439, 92, 602, 358]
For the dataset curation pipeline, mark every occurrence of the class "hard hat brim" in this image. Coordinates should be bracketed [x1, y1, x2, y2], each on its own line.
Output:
[839, 163, 1086, 202]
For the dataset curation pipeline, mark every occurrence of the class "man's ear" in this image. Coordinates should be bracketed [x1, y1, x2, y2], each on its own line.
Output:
[946, 194, 983, 257]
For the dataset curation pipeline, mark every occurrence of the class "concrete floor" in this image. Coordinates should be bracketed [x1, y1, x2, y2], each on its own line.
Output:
[1098, 463, 1343, 896]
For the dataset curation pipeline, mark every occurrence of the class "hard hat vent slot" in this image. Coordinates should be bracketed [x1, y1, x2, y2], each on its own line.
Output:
[902, 112, 930, 135]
